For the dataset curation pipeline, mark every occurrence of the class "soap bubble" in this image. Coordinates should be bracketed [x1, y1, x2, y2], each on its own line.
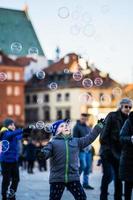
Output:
[11, 42, 22, 54]
[36, 121, 45, 129]
[112, 87, 122, 97]
[73, 71, 83, 81]
[64, 68, 70, 74]
[37, 98, 44, 104]
[29, 124, 36, 129]
[49, 82, 58, 90]
[58, 7, 70, 19]
[82, 78, 93, 88]
[83, 24, 95, 37]
[100, 94, 111, 105]
[0, 72, 7, 81]
[79, 93, 93, 105]
[101, 5, 110, 14]
[36, 71, 45, 80]
[94, 77, 103, 86]
[28, 47, 38, 56]
[44, 123, 53, 133]
[0, 140, 10, 153]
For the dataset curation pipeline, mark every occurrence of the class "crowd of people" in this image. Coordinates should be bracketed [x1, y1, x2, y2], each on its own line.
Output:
[0, 98, 133, 200]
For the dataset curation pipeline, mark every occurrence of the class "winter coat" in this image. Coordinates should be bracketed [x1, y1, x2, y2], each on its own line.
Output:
[73, 120, 91, 152]
[42, 124, 102, 183]
[25, 143, 37, 161]
[119, 112, 133, 182]
[0, 127, 23, 162]
[100, 110, 128, 160]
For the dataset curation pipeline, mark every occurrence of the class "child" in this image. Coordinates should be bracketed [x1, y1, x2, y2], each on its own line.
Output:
[42, 119, 103, 200]
[0, 118, 31, 200]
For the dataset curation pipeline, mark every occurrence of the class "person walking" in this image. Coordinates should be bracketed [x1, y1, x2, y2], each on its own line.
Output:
[119, 111, 133, 200]
[100, 98, 132, 200]
[25, 139, 36, 174]
[73, 113, 94, 189]
[42, 119, 103, 200]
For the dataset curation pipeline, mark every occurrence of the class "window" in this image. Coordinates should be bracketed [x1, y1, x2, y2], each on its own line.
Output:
[57, 93, 62, 102]
[65, 93, 70, 101]
[65, 109, 71, 119]
[44, 110, 50, 121]
[7, 72, 13, 80]
[14, 72, 20, 81]
[6, 86, 13, 96]
[25, 108, 39, 123]
[44, 94, 49, 102]
[15, 105, 21, 115]
[26, 95, 30, 104]
[56, 110, 62, 120]
[7, 104, 13, 115]
[32, 95, 37, 104]
[14, 86, 20, 96]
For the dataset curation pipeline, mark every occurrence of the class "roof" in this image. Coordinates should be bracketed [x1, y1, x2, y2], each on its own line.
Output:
[0, 51, 36, 67]
[26, 53, 121, 92]
[0, 7, 44, 56]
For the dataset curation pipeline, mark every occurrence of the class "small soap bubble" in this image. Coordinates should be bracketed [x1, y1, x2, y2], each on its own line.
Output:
[82, 78, 93, 88]
[0, 72, 7, 81]
[11, 42, 22, 54]
[94, 77, 103, 86]
[58, 7, 70, 19]
[73, 71, 83, 81]
[36, 71, 45, 80]
[36, 121, 45, 130]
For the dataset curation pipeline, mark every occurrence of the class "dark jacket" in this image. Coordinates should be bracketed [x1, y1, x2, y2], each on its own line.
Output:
[73, 120, 91, 151]
[42, 124, 102, 183]
[25, 143, 37, 161]
[100, 110, 128, 160]
[119, 112, 133, 182]
[0, 127, 23, 162]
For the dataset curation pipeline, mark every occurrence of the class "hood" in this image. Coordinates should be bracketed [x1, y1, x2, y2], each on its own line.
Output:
[0, 127, 8, 133]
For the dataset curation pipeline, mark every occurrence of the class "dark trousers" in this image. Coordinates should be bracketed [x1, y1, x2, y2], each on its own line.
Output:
[124, 181, 133, 200]
[100, 154, 122, 200]
[1, 162, 20, 197]
[100, 155, 114, 200]
[27, 160, 34, 173]
[49, 181, 87, 200]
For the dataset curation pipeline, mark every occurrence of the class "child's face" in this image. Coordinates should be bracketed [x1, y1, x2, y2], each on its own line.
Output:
[57, 122, 71, 135]
[8, 123, 16, 131]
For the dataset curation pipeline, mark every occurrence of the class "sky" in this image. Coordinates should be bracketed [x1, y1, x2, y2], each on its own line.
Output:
[0, 0, 133, 84]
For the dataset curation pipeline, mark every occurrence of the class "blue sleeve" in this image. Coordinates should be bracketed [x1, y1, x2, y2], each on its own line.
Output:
[4, 129, 23, 140]
[16, 134, 23, 140]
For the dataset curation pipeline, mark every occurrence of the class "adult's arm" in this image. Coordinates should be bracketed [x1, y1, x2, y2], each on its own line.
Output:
[120, 120, 133, 145]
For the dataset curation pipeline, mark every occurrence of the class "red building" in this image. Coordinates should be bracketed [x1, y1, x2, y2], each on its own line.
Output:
[0, 51, 33, 126]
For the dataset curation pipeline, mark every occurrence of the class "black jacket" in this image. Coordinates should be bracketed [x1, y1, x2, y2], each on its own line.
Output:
[119, 112, 133, 182]
[100, 110, 128, 160]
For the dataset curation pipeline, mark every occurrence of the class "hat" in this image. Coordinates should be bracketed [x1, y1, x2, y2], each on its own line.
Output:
[52, 119, 66, 136]
[118, 98, 133, 108]
[3, 118, 14, 128]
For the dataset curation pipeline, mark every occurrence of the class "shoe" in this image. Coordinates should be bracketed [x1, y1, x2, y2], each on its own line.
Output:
[83, 185, 94, 190]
